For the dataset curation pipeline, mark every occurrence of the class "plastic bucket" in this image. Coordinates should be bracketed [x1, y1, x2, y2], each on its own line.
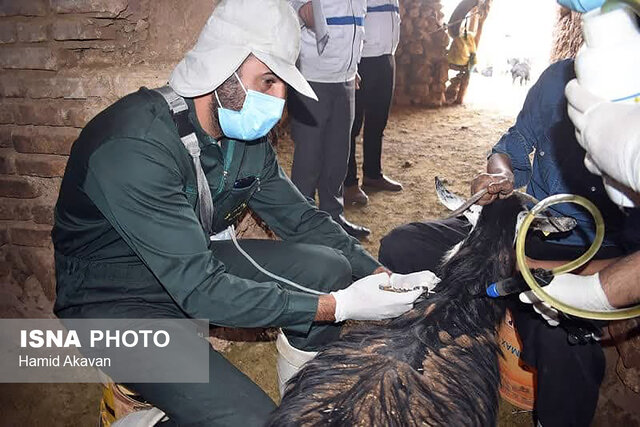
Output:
[498, 308, 536, 410]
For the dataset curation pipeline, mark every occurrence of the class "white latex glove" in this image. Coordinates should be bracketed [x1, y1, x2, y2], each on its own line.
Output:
[519, 272, 614, 326]
[389, 271, 441, 293]
[331, 273, 423, 322]
[565, 79, 640, 194]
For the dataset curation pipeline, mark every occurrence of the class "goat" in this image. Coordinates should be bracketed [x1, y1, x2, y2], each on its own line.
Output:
[268, 182, 575, 427]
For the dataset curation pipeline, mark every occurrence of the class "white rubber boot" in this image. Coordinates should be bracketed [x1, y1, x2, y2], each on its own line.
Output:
[276, 331, 318, 397]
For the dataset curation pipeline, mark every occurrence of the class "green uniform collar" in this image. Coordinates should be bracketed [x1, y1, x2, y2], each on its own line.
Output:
[185, 97, 219, 149]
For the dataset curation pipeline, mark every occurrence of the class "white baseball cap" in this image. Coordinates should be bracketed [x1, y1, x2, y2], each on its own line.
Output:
[169, 0, 317, 101]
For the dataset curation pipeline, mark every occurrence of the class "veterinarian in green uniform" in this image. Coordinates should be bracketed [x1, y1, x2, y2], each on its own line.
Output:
[52, 0, 426, 425]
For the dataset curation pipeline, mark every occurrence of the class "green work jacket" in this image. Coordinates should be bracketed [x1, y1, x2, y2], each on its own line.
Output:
[52, 88, 380, 334]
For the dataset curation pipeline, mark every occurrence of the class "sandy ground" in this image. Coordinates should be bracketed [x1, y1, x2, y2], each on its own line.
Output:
[1, 77, 639, 425]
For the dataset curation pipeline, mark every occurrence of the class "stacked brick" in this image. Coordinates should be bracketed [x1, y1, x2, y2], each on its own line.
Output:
[395, 0, 450, 107]
[0, 0, 180, 301]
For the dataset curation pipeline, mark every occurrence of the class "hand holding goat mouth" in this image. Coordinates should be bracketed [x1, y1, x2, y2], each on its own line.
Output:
[439, 177, 576, 236]
[471, 171, 515, 205]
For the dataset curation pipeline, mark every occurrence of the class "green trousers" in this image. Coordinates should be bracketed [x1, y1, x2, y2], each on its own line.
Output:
[58, 239, 352, 426]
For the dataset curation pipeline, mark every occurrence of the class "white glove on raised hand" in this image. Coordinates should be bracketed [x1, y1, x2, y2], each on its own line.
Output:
[518, 272, 614, 326]
[389, 270, 441, 293]
[565, 79, 640, 195]
[331, 273, 423, 322]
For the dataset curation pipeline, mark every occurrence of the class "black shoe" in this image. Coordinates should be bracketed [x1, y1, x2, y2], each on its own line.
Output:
[362, 175, 403, 192]
[335, 215, 371, 239]
[344, 184, 369, 206]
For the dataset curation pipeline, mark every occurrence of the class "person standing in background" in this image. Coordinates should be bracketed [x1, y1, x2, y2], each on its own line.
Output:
[288, 0, 371, 238]
[345, 0, 403, 206]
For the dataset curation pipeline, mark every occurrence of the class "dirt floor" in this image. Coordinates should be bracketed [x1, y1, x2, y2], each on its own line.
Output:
[1, 97, 639, 425]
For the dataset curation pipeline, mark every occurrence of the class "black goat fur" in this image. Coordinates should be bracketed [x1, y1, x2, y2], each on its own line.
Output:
[268, 196, 527, 427]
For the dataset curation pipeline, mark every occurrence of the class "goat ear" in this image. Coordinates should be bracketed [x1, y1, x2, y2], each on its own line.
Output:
[530, 215, 578, 235]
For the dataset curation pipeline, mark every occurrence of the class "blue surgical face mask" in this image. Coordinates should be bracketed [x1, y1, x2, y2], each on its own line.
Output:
[556, 0, 604, 13]
[215, 73, 285, 141]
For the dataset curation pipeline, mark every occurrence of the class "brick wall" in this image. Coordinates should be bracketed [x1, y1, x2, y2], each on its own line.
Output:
[395, 0, 449, 107]
[0, 0, 216, 304]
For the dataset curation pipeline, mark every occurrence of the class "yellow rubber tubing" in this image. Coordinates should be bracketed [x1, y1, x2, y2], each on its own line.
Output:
[516, 193, 640, 320]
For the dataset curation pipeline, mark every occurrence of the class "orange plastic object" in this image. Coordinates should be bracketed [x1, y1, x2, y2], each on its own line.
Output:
[498, 309, 536, 410]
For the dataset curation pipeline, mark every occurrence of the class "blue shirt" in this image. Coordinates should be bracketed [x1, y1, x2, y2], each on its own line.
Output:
[492, 59, 629, 248]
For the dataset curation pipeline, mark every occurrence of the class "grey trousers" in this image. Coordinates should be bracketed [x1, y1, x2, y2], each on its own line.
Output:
[289, 80, 355, 218]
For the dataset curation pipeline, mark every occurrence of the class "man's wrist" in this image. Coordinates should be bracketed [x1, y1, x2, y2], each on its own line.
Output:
[599, 252, 640, 308]
[314, 294, 336, 322]
[487, 153, 514, 179]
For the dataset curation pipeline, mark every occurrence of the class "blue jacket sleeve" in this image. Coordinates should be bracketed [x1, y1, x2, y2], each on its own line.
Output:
[492, 124, 534, 189]
[491, 70, 550, 188]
